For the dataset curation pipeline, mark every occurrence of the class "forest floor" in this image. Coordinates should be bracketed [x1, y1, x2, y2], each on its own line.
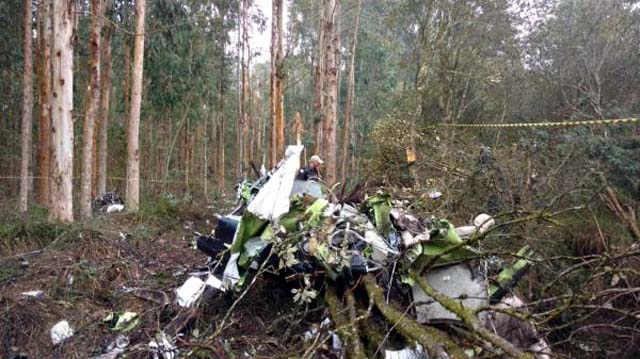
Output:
[0, 200, 324, 359]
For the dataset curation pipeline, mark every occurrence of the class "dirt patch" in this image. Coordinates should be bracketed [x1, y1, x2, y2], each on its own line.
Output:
[0, 210, 327, 358]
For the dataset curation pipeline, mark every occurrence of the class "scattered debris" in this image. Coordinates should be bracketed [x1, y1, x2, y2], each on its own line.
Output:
[106, 204, 125, 213]
[176, 274, 225, 307]
[205, 273, 225, 291]
[428, 190, 442, 199]
[6, 348, 29, 359]
[93, 192, 125, 213]
[90, 334, 129, 359]
[385, 344, 427, 359]
[190, 145, 550, 357]
[176, 277, 206, 308]
[50, 320, 74, 346]
[148, 331, 177, 359]
[104, 311, 140, 332]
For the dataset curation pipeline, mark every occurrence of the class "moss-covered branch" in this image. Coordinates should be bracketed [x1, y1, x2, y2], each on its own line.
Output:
[345, 291, 367, 359]
[409, 270, 533, 359]
[362, 275, 466, 359]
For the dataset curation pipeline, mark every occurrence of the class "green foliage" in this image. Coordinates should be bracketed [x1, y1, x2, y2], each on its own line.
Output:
[138, 193, 180, 220]
[0, 219, 67, 254]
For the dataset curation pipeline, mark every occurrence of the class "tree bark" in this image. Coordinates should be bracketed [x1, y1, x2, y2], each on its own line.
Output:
[340, 0, 362, 186]
[269, 0, 282, 168]
[126, 0, 146, 212]
[253, 82, 264, 165]
[123, 36, 131, 118]
[37, 0, 52, 207]
[80, 0, 102, 219]
[236, 0, 243, 178]
[97, 22, 113, 195]
[322, 0, 338, 185]
[313, 0, 325, 156]
[293, 112, 303, 145]
[274, 0, 285, 160]
[240, 0, 251, 175]
[19, 0, 34, 213]
[49, 0, 75, 222]
[216, 12, 226, 191]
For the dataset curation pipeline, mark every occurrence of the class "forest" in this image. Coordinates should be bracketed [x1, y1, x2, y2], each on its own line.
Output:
[1, 0, 639, 358]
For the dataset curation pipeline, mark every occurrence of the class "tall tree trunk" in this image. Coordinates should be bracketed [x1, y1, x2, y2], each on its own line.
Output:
[294, 112, 303, 145]
[253, 81, 263, 165]
[313, 0, 325, 156]
[37, 0, 52, 207]
[269, 0, 279, 167]
[80, 0, 102, 219]
[203, 112, 208, 197]
[247, 45, 254, 167]
[126, 0, 146, 212]
[240, 0, 251, 176]
[49, 0, 75, 222]
[216, 16, 226, 191]
[97, 23, 113, 195]
[322, 0, 338, 185]
[340, 0, 362, 185]
[123, 37, 131, 118]
[19, 0, 34, 212]
[274, 0, 285, 160]
[236, 0, 243, 178]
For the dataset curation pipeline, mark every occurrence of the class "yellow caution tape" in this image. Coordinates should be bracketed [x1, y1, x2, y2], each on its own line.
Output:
[432, 117, 639, 128]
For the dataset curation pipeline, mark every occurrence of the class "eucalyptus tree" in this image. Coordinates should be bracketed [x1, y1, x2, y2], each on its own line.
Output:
[80, 0, 104, 218]
[50, 0, 75, 222]
[18, 0, 33, 212]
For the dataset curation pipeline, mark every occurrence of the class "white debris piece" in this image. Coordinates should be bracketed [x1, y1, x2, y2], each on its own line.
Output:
[364, 230, 399, 262]
[454, 225, 477, 238]
[455, 214, 495, 239]
[222, 252, 241, 288]
[247, 145, 304, 220]
[530, 338, 553, 359]
[90, 334, 129, 359]
[21, 290, 44, 299]
[51, 320, 74, 346]
[428, 190, 442, 199]
[176, 277, 205, 307]
[149, 332, 177, 359]
[205, 274, 226, 292]
[473, 213, 495, 233]
[385, 344, 427, 359]
[401, 231, 430, 247]
[106, 204, 125, 213]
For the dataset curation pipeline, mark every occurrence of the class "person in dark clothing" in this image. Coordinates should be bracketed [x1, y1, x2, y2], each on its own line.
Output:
[297, 155, 324, 181]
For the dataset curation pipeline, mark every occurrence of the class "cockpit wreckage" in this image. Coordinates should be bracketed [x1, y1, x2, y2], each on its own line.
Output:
[194, 146, 551, 359]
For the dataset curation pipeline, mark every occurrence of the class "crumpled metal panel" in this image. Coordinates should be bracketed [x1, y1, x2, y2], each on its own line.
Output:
[412, 263, 488, 323]
[247, 145, 304, 220]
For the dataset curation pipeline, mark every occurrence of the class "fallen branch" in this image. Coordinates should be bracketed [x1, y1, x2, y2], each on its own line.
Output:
[601, 186, 640, 240]
[362, 275, 466, 359]
[345, 290, 367, 359]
